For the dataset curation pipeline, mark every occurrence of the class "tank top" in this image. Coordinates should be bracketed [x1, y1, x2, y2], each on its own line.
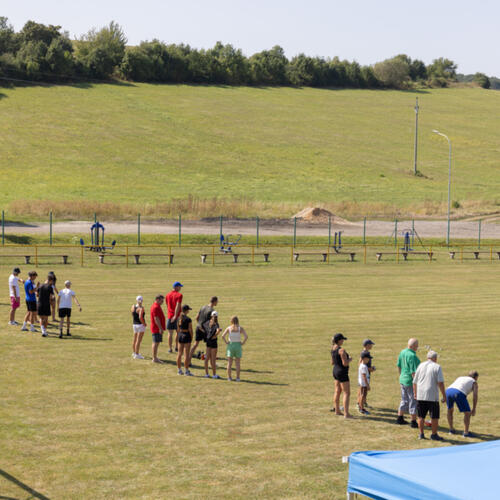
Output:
[228, 326, 241, 342]
[179, 314, 192, 331]
[332, 347, 349, 374]
[132, 305, 142, 325]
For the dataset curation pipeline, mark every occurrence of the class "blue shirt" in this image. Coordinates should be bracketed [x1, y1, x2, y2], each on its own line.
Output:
[25, 279, 36, 302]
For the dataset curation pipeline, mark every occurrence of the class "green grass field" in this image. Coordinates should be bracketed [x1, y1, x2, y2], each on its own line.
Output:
[1, 261, 499, 499]
[1, 84, 499, 219]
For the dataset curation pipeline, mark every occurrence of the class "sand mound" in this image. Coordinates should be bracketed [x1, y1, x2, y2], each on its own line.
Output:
[292, 207, 351, 224]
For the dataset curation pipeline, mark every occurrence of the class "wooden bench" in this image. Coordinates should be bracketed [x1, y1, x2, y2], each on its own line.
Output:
[376, 252, 433, 261]
[449, 251, 496, 260]
[14, 255, 69, 264]
[293, 252, 356, 262]
[132, 254, 174, 264]
[98, 254, 125, 263]
[201, 253, 269, 263]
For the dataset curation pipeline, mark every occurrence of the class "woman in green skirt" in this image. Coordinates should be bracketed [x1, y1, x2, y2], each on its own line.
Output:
[222, 316, 248, 382]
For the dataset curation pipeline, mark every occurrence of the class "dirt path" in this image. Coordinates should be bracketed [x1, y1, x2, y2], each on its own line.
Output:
[4, 218, 500, 239]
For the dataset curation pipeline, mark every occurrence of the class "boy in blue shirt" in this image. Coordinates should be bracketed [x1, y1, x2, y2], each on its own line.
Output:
[21, 271, 38, 332]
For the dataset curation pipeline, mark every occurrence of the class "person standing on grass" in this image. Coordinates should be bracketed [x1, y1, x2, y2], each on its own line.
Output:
[57, 280, 82, 338]
[150, 295, 166, 363]
[413, 350, 446, 441]
[166, 281, 183, 353]
[21, 271, 38, 332]
[204, 311, 221, 379]
[48, 271, 59, 322]
[357, 352, 371, 415]
[222, 316, 248, 382]
[396, 338, 420, 428]
[131, 295, 146, 358]
[191, 296, 218, 359]
[177, 305, 194, 376]
[357, 339, 375, 410]
[38, 274, 55, 337]
[446, 371, 479, 438]
[331, 333, 353, 419]
[8, 267, 23, 326]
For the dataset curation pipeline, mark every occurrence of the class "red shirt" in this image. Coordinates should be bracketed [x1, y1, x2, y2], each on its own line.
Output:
[166, 290, 183, 319]
[150, 302, 166, 333]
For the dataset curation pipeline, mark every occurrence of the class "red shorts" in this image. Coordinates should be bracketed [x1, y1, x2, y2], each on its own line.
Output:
[10, 296, 20, 310]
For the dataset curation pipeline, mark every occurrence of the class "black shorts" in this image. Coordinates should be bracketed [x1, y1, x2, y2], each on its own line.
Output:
[195, 326, 206, 342]
[37, 302, 51, 317]
[417, 400, 440, 420]
[178, 332, 192, 344]
[26, 300, 37, 312]
[167, 318, 177, 330]
[206, 338, 218, 349]
[333, 368, 349, 383]
[59, 308, 72, 318]
[152, 333, 163, 343]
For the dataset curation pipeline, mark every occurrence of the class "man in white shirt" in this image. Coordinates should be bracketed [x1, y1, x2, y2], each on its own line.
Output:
[57, 280, 82, 338]
[446, 371, 479, 438]
[413, 350, 446, 441]
[8, 267, 23, 326]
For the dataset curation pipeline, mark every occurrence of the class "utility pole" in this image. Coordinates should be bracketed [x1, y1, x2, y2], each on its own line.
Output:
[413, 97, 419, 175]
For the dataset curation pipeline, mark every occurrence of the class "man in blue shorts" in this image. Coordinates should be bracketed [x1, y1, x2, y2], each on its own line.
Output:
[446, 371, 479, 438]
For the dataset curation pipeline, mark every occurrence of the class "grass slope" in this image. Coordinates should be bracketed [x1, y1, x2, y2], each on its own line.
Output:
[1, 262, 499, 498]
[1, 83, 499, 218]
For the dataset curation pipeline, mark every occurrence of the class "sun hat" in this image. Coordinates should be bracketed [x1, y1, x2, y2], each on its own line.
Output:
[211, 311, 218, 316]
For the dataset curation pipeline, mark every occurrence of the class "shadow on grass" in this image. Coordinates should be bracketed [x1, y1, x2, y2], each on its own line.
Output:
[4, 235, 33, 244]
[239, 379, 288, 386]
[0, 468, 50, 500]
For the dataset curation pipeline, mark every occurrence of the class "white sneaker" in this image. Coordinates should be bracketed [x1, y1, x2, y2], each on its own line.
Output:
[30, 326, 36, 332]
[8, 321, 17, 326]
[21, 326, 28, 331]
[235, 378, 241, 382]
[132, 353, 137, 359]
[135, 353, 144, 359]
[178, 369, 184, 375]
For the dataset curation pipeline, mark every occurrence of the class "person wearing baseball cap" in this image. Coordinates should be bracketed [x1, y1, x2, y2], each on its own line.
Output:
[131, 295, 146, 359]
[331, 333, 353, 418]
[203, 311, 222, 379]
[165, 281, 183, 353]
[358, 339, 376, 410]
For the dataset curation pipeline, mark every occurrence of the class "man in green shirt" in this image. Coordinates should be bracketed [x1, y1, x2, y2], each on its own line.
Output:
[396, 338, 420, 427]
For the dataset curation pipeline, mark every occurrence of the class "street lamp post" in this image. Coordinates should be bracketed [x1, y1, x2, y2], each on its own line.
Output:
[433, 130, 452, 246]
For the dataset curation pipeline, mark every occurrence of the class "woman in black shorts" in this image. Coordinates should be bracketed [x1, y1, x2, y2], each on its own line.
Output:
[331, 333, 353, 418]
[38, 274, 55, 338]
[48, 271, 58, 322]
[177, 305, 193, 376]
[203, 311, 221, 379]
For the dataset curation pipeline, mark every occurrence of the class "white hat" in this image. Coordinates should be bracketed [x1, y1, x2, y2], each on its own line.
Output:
[65, 280, 71, 286]
[211, 311, 218, 316]
[427, 350, 438, 359]
[136, 295, 143, 302]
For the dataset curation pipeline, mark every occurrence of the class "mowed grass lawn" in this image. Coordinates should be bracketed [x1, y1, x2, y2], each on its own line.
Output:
[1, 262, 500, 499]
[1, 84, 499, 216]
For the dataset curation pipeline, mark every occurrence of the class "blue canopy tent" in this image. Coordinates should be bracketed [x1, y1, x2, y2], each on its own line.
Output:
[347, 440, 499, 500]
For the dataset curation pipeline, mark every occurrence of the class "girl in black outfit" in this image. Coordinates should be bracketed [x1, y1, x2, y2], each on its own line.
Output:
[48, 271, 58, 322]
[177, 305, 194, 376]
[203, 311, 221, 379]
[331, 333, 353, 418]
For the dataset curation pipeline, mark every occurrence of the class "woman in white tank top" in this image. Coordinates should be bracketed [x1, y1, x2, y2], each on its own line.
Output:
[222, 316, 248, 381]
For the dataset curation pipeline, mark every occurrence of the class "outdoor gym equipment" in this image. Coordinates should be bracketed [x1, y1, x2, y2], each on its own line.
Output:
[332, 231, 343, 253]
[220, 233, 242, 253]
[388, 227, 427, 253]
[80, 222, 116, 252]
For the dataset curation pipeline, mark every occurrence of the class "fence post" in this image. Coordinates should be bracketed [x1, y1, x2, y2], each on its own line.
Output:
[364, 244, 367, 264]
[126, 245, 129, 268]
[35, 245, 38, 267]
[256, 216, 259, 248]
[490, 246, 493, 262]
[460, 245, 463, 263]
[94, 213, 97, 224]
[169, 246, 172, 267]
[290, 245, 293, 265]
[327, 245, 330, 264]
[80, 244, 83, 267]
[478, 220, 482, 249]
[429, 246, 432, 263]
[252, 245, 255, 265]
[293, 217, 297, 247]
[328, 215, 332, 247]
[411, 219, 415, 247]
[363, 217, 366, 245]
[212, 246, 215, 266]
[219, 215, 223, 243]
[137, 213, 141, 246]
[397, 245, 400, 263]
[1, 210, 4, 245]
[394, 219, 398, 247]
[49, 211, 53, 246]
[178, 214, 182, 247]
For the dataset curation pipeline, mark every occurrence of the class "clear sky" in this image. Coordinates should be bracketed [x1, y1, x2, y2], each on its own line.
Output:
[3, 0, 499, 76]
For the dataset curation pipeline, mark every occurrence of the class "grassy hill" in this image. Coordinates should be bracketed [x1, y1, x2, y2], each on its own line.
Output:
[1, 83, 499, 219]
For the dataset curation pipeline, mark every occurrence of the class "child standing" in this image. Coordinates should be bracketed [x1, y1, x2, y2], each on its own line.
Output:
[131, 295, 146, 359]
[57, 280, 82, 338]
[21, 271, 38, 332]
[358, 339, 375, 409]
[358, 352, 372, 415]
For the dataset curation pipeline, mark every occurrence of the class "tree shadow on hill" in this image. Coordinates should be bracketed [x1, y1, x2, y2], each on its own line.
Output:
[0, 76, 136, 90]
[0, 468, 50, 500]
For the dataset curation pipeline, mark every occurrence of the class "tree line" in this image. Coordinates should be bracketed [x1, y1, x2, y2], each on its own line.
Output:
[0, 18, 493, 90]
